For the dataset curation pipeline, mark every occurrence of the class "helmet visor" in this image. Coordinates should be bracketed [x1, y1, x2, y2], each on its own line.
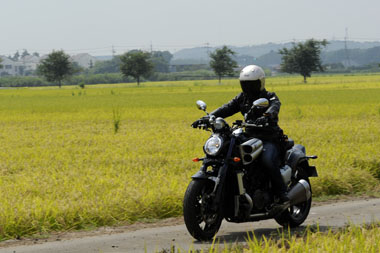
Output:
[240, 80, 261, 97]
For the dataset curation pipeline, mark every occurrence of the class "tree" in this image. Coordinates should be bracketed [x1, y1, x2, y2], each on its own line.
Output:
[12, 51, 20, 61]
[0, 57, 3, 69]
[36, 50, 76, 88]
[279, 39, 328, 83]
[21, 49, 30, 58]
[120, 51, 153, 85]
[150, 51, 173, 73]
[209, 46, 238, 83]
[91, 56, 121, 74]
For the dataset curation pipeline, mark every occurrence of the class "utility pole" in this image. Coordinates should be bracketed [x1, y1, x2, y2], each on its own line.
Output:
[205, 42, 210, 54]
[112, 45, 116, 57]
[205, 42, 210, 64]
[344, 28, 351, 67]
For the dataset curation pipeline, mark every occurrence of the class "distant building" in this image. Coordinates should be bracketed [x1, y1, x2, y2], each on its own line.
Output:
[0, 53, 100, 76]
[70, 53, 98, 69]
[20, 55, 41, 74]
[0, 55, 42, 76]
[0, 56, 24, 76]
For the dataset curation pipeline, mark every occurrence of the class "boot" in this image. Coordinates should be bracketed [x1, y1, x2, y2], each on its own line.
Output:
[278, 191, 290, 205]
[275, 191, 290, 210]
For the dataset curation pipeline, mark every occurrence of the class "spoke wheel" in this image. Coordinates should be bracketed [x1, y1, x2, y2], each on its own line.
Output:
[183, 180, 223, 241]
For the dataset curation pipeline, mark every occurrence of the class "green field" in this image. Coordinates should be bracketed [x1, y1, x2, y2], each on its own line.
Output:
[0, 74, 380, 239]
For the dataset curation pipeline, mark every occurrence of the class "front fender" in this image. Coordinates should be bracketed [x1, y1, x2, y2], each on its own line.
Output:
[191, 158, 222, 180]
[191, 171, 218, 183]
[191, 170, 209, 180]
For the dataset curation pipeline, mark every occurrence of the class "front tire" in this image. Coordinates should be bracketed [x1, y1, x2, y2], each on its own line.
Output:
[275, 178, 312, 227]
[183, 180, 223, 241]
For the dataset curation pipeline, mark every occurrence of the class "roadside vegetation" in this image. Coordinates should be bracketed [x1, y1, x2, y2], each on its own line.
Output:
[0, 74, 379, 239]
[179, 223, 380, 252]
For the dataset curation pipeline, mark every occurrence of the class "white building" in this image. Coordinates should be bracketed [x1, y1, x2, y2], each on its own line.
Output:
[70, 53, 99, 69]
[0, 56, 24, 76]
[20, 55, 41, 72]
[1, 53, 100, 76]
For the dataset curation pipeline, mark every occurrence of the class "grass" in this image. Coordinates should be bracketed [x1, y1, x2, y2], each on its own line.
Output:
[175, 223, 380, 252]
[0, 74, 379, 239]
[112, 107, 121, 134]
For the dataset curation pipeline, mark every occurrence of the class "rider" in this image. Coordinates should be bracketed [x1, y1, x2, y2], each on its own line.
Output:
[192, 65, 289, 205]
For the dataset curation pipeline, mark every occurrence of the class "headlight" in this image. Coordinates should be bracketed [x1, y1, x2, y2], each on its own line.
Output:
[204, 135, 222, 156]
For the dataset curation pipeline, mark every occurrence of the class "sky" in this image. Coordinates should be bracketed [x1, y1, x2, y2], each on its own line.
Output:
[1, 0, 380, 56]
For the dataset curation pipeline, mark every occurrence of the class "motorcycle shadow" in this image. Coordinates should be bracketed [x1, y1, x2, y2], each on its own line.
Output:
[194, 224, 333, 244]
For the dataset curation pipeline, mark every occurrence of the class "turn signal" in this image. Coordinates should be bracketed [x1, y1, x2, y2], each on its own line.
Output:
[192, 158, 200, 162]
[233, 157, 241, 162]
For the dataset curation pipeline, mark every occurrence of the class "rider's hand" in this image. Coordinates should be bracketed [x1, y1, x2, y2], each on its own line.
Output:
[191, 116, 210, 128]
[254, 116, 268, 126]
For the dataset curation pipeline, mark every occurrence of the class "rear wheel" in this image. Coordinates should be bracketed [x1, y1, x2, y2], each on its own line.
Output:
[183, 180, 223, 241]
[275, 178, 312, 227]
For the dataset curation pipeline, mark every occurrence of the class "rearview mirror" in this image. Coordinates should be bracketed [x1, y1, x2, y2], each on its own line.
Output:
[196, 100, 207, 111]
[253, 98, 269, 108]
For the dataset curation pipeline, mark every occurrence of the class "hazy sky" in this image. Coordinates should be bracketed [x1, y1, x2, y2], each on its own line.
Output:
[1, 0, 380, 56]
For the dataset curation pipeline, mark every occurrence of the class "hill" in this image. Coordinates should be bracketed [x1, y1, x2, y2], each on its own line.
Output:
[172, 40, 380, 68]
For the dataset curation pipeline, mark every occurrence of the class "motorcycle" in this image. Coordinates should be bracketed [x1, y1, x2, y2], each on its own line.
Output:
[183, 98, 318, 241]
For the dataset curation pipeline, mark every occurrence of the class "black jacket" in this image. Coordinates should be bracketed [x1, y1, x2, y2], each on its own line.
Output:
[210, 90, 283, 140]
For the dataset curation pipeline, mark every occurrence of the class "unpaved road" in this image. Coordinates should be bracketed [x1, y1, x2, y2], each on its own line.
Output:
[1, 198, 380, 253]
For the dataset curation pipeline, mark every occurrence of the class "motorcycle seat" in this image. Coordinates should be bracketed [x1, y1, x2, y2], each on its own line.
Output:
[285, 138, 294, 150]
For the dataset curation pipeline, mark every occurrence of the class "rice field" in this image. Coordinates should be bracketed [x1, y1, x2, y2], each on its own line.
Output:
[0, 74, 379, 239]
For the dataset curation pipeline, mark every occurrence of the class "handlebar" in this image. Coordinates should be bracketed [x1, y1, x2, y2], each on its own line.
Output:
[242, 122, 269, 128]
[195, 119, 268, 132]
[232, 120, 268, 128]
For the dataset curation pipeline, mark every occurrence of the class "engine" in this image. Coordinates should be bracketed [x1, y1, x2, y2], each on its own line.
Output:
[243, 164, 272, 211]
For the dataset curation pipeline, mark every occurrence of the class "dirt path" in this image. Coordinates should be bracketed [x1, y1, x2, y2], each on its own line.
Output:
[1, 197, 380, 253]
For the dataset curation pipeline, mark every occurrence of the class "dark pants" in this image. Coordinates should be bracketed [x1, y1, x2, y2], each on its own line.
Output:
[261, 141, 287, 194]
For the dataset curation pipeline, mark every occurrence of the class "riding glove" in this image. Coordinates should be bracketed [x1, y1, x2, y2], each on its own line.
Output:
[191, 116, 210, 128]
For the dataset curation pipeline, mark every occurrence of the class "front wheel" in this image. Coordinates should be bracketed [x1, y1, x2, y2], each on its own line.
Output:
[183, 180, 223, 241]
[274, 178, 312, 227]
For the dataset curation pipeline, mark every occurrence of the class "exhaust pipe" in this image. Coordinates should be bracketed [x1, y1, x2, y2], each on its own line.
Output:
[239, 138, 263, 165]
[288, 179, 311, 206]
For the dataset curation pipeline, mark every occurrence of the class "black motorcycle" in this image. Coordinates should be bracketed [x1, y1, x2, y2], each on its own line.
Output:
[183, 98, 318, 241]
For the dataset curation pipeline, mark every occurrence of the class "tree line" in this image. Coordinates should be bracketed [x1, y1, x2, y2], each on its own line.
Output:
[33, 48, 238, 87]
[1, 39, 329, 87]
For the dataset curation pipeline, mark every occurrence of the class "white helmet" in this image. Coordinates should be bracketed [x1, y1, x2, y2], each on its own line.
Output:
[239, 65, 265, 96]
